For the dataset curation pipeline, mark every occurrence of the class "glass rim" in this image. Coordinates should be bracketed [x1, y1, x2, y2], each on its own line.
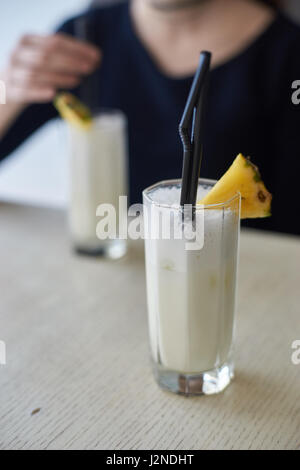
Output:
[142, 178, 240, 210]
[85, 107, 127, 128]
[89, 107, 127, 118]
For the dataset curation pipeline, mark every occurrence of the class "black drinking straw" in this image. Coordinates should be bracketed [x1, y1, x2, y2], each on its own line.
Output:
[75, 16, 98, 109]
[179, 51, 211, 208]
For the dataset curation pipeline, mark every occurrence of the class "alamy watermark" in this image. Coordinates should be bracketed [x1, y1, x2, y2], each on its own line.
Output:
[0, 80, 6, 104]
[291, 340, 300, 365]
[291, 80, 300, 105]
[95, 197, 205, 251]
[0, 340, 6, 365]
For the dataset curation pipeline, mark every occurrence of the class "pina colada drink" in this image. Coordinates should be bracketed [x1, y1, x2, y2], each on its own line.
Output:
[143, 179, 240, 395]
[54, 94, 128, 258]
[69, 111, 128, 258]
[143, 155, 272, 395]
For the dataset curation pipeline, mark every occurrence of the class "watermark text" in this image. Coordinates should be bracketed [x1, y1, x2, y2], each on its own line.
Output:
[0, 80, 6, 104]
[291, 340, 300, 365]
[95, 197, 205, 251]
[0, 340, 6, 365]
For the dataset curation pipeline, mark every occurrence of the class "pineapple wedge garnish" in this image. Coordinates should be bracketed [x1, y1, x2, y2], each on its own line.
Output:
[198, 154, 272, 219]
[54, 92, 92, 130]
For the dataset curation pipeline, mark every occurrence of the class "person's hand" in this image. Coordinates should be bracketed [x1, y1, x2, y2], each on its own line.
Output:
[3, 33, 101, 104]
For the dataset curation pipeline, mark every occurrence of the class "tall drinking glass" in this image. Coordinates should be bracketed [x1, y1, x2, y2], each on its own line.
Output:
[143, 179, 240, 395]
[69, 109, 128, 259]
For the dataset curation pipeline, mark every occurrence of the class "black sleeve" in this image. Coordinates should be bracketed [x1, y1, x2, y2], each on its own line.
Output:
[0, 103, 58, 162]
[274, 37, 300, 235]
[0, 16, 77, 163]
[247, 29, 300, 235]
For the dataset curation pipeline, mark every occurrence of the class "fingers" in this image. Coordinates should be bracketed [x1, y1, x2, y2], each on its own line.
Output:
[6, 33, 102, 104]
[51, 33, 101, 62]
[21, 33, 100, 62]
[11, 34, 101, 75]
[12, 48, 95, 75]
[8, 85, 56, 104]
[10, 67, 81, 89]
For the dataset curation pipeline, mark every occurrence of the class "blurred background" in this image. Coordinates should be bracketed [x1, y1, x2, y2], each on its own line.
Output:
[0, 0, 299, 208]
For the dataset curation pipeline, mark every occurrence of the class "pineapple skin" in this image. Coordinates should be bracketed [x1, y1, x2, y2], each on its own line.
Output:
[199, 154, 272, 219]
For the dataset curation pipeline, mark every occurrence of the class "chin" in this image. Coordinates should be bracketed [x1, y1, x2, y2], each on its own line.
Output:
[146, 0, 202, 10]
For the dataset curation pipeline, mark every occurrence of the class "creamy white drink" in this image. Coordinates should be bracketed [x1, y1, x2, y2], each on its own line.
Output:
[143, 180, 240, 393]
[69, 111, 128, 257]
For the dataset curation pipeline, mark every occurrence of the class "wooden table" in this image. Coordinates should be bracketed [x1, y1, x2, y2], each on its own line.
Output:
[0, 202, 299, 450]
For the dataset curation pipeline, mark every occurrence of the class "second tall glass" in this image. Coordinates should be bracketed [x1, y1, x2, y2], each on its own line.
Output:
[69, 109, 128, 259]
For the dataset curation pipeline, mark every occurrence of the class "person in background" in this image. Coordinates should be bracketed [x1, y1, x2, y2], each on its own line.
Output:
[0, 0, 299, 234]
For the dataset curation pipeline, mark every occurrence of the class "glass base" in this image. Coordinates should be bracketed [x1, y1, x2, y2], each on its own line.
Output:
[74, 239, 127, 260]
[154, 361, 234, 396]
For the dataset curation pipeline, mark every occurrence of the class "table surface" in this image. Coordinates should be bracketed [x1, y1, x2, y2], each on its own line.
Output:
[0, 202, 299, 450]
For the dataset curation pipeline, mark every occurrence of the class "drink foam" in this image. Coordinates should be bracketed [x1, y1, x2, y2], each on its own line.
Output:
[146, 183, 210, 207]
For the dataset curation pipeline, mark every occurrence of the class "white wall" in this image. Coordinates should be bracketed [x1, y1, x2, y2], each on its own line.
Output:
[0, 0, 89, 208]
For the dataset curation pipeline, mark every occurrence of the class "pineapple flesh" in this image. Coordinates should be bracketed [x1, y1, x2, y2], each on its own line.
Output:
[54, 92, 92, 130]
[198, 154, 272, 219]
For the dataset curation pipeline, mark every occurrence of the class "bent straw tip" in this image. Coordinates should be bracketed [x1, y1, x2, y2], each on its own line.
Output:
[199, 51, 212, 62]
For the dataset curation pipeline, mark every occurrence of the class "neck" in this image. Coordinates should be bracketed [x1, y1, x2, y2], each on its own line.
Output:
[131, 0, 249, 32]
[131, 0, 214, 29]
[130, 0, 274, 75]
[148, 0, 208, 12]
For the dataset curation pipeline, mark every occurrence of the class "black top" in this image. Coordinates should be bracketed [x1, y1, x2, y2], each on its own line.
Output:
[1, 4, 300, 234]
